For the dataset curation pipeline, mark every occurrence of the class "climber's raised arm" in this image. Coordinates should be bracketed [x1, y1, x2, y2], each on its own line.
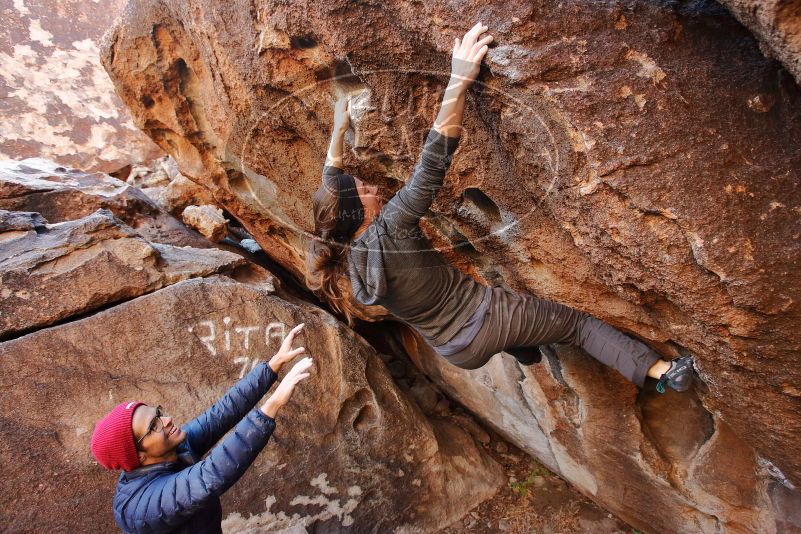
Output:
[323, 96, 351, 175]
[380, 22, 493, 231]
[433, 22, 493, 137]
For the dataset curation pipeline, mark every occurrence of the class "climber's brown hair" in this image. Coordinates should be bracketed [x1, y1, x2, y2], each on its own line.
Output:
[306, 174, 358, 326]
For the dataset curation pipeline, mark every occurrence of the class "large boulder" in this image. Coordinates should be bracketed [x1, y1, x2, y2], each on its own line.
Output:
[0, 208, 245, 339]
[100, 0, 801, 531]
[0, 275, 502, 532]
[388, 325, 801, 533]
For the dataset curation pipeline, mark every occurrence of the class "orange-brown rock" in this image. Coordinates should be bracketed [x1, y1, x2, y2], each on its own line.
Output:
[182, 204, 229, 242]
[0, 158, 209, 247]
[396, 330, 801, 533]
[0, 208, 245, 339]
[719, 0, 801, 84]
[100, 1, 801, 531]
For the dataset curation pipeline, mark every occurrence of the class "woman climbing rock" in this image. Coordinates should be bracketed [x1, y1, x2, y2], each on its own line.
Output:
[306, 22, 693, 393]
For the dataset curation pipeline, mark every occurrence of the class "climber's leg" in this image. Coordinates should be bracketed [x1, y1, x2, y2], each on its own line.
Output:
[572, 316, 662, 387]
[445, 286, 668, 388]
[442, 286, 582, 370]
[573, 318, 695, 390]
[553, 315, 697, 391]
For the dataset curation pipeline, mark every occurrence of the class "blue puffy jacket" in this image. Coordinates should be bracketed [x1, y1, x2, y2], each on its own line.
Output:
[112, 363, 278, 533]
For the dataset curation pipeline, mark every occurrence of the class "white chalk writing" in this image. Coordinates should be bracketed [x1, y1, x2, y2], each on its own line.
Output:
[235, 326, 259, 350]
[187, 320, 217, 356]
[265, 322, 285, 345]
[188, 318, 294, 376]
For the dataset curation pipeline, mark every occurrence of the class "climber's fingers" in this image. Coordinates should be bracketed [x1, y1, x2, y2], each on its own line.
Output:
[333, 95, 351, 129]
[462, 21, 487, 49]
[469, 35, 493, 61]
[450, 22, 492, 84]
[472, 45, 489, 65]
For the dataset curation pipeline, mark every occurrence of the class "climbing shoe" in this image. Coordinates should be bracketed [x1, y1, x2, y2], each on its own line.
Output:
[656, 355, 695, 393]
[507, 346, 543, 366]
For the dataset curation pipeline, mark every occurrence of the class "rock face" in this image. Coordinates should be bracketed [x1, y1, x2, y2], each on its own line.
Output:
[0, 158, 502, 531]
[720, 0, 801, 85]
[394, 328, 801, 534]
[0, 275, 502, 532]
[0, 158, 210, 247]
[125, 155, 218, 215]
[183, 204, 229, 242]
[100, 1, 801, 532]
[0, 208, 244, 338]
[0, 0, 162, 171]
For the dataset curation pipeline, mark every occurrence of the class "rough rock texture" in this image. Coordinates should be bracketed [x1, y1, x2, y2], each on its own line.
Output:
[183, 204, 229, 242]
[393, 326, 801, 534]
[101, 0, 801, 531]
[0, 276, 502, 532]
[0, 158, 210, 247]
[0, 208, 47, 232]
[156, 172, 219, 213]
[126, 155, 218, 215]
[123, 157, 177, 189]
[720, 0, 801, 84]
[0, 208, 245, 339]
[0, 0, 162, 171]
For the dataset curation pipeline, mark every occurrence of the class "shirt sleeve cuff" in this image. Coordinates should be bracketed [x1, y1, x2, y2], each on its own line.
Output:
[249, 408, 277, 431]
[322, 165, 344, 176]
[424, 128, 461, 158]
[264, 362, 278, 382]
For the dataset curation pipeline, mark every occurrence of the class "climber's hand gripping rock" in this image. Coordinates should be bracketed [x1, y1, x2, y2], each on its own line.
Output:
[450, 22, 493, 88]
[434, 22, 493, 137]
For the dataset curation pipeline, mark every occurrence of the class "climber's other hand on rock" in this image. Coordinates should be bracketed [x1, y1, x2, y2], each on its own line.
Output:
[269, 322, 306, 373]
[450, 22, 493, 89]
[261, 357, 313, 418]
[333, 96, 351, 134]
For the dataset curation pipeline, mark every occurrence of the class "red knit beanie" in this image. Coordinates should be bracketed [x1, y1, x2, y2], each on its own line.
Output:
[91, 401, 145, 471]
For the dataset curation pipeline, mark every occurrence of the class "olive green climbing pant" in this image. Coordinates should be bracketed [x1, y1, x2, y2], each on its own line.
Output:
[444, 286, 662, 387]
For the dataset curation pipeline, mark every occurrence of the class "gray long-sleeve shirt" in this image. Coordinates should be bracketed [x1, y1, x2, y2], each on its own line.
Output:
[324, 129, 486, 347]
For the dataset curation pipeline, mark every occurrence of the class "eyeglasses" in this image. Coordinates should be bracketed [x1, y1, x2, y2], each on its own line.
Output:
[135, 405, 168, 447]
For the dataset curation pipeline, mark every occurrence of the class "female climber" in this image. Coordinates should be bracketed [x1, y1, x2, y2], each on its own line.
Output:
[306, 22, 694, 393]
